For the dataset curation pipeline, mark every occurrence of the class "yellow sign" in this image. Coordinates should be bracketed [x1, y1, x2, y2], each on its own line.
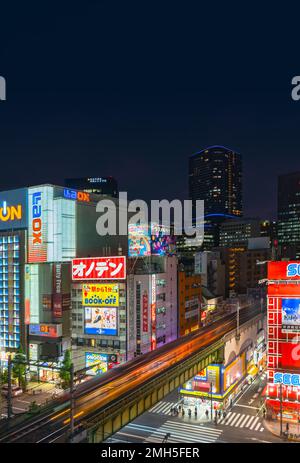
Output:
[82, 283, 119, 307]
[0, 204, 22, 222]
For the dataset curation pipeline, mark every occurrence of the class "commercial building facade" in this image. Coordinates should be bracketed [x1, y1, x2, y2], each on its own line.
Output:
[0, 184, 128, 372]
[266, 261, 300, 423]
[178, 269, 201, 337]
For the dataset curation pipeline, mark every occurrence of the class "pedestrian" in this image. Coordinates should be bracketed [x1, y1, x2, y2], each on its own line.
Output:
[218, 410, 222, 419]
[188, 408, 192, 418]
[182, 408, 185, 417]
[223, 410, 226, 419]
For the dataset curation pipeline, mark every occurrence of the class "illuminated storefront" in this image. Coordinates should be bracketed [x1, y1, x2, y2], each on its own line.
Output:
[266, 261, 300, 423]
[180, 352, 247, 409]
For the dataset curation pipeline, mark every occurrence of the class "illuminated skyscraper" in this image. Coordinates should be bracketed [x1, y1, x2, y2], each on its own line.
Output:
[278, 171, 300, 259]
[189, 146, 243, 248]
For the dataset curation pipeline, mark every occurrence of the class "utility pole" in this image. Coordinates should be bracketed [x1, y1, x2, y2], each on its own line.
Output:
[279, 383, 283, 436]
[236, 302, 240, 341]
[7, 355, 13, 422]
[69, 363, 75, 441]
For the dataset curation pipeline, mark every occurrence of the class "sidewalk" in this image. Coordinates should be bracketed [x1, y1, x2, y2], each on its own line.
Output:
[264, 419, 300, 442]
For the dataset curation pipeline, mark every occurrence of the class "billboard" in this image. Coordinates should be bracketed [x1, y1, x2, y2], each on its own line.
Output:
[282, 298, 300, 332]
[281, 342, 300, 369]
[268, 261, 300, 281]
[84, 307, 117, 335]
[82, 283, 119, 307]
[128, 224, 151, 257]
[29, 323, 62, 338]
[72, 256, 126, 280]
[85, 352, 108, 375]
[0, 188, 28, 230]
[150, 234, 176, 256]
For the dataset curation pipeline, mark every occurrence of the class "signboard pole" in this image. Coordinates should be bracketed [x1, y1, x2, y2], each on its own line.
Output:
[279, 383, 283, 436]
[70, 363, 75, 441]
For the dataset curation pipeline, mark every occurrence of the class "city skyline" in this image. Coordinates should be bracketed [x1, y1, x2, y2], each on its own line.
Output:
[1, 5, 300, 222]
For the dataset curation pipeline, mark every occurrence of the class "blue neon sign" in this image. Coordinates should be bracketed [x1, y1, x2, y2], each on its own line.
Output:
[274, 372, 300, 386]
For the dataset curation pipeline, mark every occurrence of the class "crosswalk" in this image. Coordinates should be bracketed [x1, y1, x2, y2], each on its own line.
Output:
[218, 411, 264, 432]
[148, 401, 175, 415]
[125, 420, 223, 443]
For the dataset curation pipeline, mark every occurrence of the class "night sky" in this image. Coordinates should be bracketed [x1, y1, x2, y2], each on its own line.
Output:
[1, 2, 300, 220]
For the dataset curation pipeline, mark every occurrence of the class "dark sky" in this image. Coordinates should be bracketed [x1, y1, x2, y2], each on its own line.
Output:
[0, 2, 300, 220]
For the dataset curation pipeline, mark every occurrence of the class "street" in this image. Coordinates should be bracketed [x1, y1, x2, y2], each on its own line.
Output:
[108, 371, 283, 443]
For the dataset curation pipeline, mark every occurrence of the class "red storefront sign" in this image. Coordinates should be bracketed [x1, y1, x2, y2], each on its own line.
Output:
[268, 261, 300, 281]
[72, 256, 126, 280]
[280, 343, 300, 370]
[142, 291, 148, 333]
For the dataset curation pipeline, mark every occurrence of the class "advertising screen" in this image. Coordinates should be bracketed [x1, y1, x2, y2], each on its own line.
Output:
[282, 298, 300, 332]
[84, 306, 117, 335]
[280, 342, 300, 369]
[82, 283, 119, 307]
[85, 352, 108, 375]
[72, 256, 126, 280]
[128, 224, 151, 257]
[150, 234, 176, 256]
[195, 368, 207, 381]
[29, 323, 62, 338]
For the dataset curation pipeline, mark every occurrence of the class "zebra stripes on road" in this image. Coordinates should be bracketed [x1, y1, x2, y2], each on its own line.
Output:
[219, 412, 264, 432]
[125, 420, 223, 443]
[148, 401, 175, 415]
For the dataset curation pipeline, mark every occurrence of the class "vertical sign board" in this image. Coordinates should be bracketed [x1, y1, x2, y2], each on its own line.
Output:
[53, 263, 62, 318]
[28, 188, 47, 263]
[142, 290, 148, 333]
[151, 274, 156, 350]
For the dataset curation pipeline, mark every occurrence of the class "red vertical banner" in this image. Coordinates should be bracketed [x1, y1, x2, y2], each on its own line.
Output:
[151, 274, 156, 350]
[142, 291, 148, 332]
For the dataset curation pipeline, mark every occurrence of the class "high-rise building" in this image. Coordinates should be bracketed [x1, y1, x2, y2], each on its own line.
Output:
[65, 176, 118, 198]
[189, 146, 243, 249]
[278, 171, 300, 259]
[0, 184, 128, 377]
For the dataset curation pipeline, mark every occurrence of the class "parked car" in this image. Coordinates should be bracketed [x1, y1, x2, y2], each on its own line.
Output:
[1, 384, 23, 397]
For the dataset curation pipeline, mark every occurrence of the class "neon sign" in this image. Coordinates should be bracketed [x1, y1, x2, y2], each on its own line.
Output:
[287, 263, 300, 278]
[28, 189, 47, 263]
[63, 188, 90, 202]
[274, 372, 300, 386]
[0, 201, 22, 222]
[32, 192, 42, 244]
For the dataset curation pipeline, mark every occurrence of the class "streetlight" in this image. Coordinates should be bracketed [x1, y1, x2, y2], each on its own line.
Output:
[279, 383, 283, 436]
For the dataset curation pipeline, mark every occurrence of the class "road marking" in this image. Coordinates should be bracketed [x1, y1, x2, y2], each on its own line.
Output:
[249, 416, 259, 430]
[235, 404, 259, 410]
[234, 414, 245, 427]
[239, 415, 250, 428]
